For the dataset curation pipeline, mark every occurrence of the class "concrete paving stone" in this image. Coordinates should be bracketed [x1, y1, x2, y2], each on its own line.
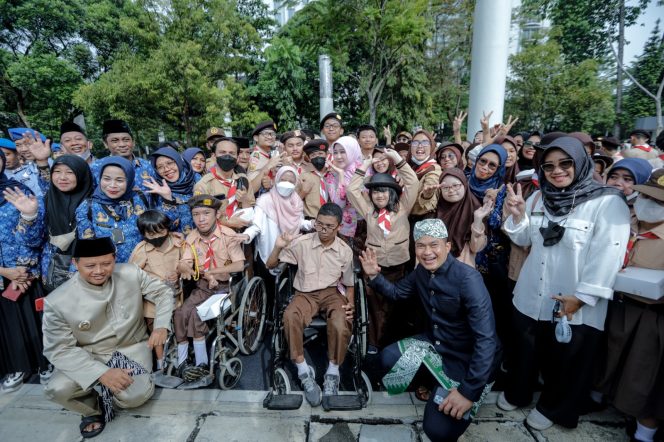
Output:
[217, 389, 269, 403]
[370, 391, 412, 405]
[95, 413, 199, 442]
[463, 420, 535, 442]
[151, 386, 220, 402]
[0, 407, 84, 442]
[312, 403, 419, 423]
[308, 422, 361, 441]
[474, 404, 528, 421]
[529, 421, 629, 442]
[358, 423, 417, 442]
[195, 414, 308, 442]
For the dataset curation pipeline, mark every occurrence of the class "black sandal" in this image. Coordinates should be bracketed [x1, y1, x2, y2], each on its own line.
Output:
[80, 414, 105, 439]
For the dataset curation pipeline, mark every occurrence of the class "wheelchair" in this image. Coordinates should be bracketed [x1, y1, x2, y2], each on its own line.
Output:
[263, 261, 372, 410]
[159, 259, 268, 390]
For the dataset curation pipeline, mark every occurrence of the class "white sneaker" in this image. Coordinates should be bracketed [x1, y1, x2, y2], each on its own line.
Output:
[526, 407, 553, 431]
[40, 365, 54, 384]
[2, 372, 24, 392]
[496, 391, 518, 411]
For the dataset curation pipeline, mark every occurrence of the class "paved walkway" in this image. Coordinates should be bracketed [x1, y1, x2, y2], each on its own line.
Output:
[0, 384, 630, 441]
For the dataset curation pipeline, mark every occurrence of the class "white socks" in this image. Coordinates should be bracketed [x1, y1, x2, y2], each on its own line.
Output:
[177, 342, 188, 366]
[634, 422, 658, 442]
[193, 340, 208, 366]
[326, 362, 339, 377]
[296, 360, 309, 376]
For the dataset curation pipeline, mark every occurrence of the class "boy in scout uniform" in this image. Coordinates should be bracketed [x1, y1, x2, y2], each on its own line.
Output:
[280, 130, 310, 175]
[299, 139, 330, 219]
[194, 137, 254, 230]
[320, 112, 344, 145]
[248, 120, 281, 194]
[204, 126, 225, 172]
[42, 237, 174, 439]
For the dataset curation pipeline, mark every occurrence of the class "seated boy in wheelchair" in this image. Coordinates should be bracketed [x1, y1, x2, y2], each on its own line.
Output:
[129, 210, 186, 371]
[176, 195, 245, 382]
[266, 203, 355, 406]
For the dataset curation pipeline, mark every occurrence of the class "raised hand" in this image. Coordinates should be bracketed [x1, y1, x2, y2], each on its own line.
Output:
[23, 131, 52, 165]
[474, 197, 495, 221]
[421, 183, 441, 199]
[274, 232, 295, 249]
[498, 115, 519, 136]
[4, 186, 38, 217]
[453, 111, 468, 133]
[505, 183, 526, 221]
[480, 110, 493, 132]
[384, 148, 402, 163]
[359, 248, 381, 278]
[143, 177, 173, 201]
[325, 159, 344, 177]
[383, 124, 391, 140]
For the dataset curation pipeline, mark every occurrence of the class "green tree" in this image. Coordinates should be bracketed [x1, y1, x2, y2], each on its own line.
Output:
[505, 39, 615, 133]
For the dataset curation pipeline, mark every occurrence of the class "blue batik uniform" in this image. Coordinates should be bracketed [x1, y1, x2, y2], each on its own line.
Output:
[90, 156, 156, 192]
[0, 198, 45, 280]
[5, 162, 49, 198]
[171, 192, 194, 235]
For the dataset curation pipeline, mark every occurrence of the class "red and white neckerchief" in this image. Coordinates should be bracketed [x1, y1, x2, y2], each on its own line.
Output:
[623, 231, 659, 267]
[415, 159, 437, 174]
[202, 235, 218, 271]
[256, 148, 275, 179]
[632, 145, 652, 153]
[316, 171, 328, 206]
[377, 208, 391, 237]
[390, 169, 398, 178]
[211, 167, 238, 218]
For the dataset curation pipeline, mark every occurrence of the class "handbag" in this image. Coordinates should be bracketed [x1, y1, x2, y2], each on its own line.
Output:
[45, 252, 73, 292]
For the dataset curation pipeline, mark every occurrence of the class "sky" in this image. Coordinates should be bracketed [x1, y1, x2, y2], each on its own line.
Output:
[623, 0, 664, 64]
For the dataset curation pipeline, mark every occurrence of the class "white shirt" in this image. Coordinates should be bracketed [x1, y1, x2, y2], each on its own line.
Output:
[243, 205, 312, 264]
[502, 191, 630, 330]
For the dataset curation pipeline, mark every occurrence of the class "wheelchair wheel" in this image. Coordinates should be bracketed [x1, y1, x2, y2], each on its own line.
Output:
[353, 370, 373, 406]
[238, 277, 267, 355]
[357, 278, 368, 358]
[274, 368, 291, 394]
[162, 334, 179, 377]
[217, 357, 243, 390]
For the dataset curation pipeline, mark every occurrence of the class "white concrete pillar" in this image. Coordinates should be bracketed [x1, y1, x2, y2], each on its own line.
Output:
[319, 55, 333, 122]
[467, 0, 513, 141]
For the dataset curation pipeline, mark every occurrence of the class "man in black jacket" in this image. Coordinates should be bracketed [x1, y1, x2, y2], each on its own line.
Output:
[360, 218, 500, 442]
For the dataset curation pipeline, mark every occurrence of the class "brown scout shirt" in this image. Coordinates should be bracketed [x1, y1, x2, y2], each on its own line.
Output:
[193, 168, 255, 218]
[180, 224, 246, 281]
[411, 162, 442, 216]
[278, 232, 354, 293]
[300, 169, 327, 218]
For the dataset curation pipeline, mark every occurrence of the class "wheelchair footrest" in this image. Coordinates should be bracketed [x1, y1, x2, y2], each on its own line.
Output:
[321, 394, 363, 411]
[263, 391, 303, 410]
[153, 371, 184, 389]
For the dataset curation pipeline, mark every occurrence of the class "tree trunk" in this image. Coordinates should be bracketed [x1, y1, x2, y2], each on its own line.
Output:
[368, 90, 377, 126]
[614, 0, 625, 138]
[15, 92, 31, 127]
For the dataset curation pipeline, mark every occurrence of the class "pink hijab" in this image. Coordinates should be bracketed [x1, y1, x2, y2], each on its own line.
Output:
[256, 166, 303, 234]
[324, 136, 363, 237]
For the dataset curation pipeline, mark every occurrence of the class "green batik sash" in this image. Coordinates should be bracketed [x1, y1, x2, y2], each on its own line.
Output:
[382, 337, 492, 418]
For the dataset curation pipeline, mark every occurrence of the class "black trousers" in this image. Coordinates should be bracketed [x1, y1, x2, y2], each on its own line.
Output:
[505, 307, 602, 428]
[381, 336, 472, 442]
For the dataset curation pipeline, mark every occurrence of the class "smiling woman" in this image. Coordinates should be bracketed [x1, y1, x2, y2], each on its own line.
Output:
[150, 146, 196, 234]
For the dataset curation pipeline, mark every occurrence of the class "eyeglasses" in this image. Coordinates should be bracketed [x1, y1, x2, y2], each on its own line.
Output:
[441, 183, 463, 192]
[477, 157, 498, 171]
[314, 221, 338, 232]
[259, 130, 276, 138]
[439, 153, 457, 161]
[156, 160, 177, 173]
[540, 159, 574, 174]
[323, 124, 341, 130]
[523, 141, 538, 148]
[411, 140, 431, 148]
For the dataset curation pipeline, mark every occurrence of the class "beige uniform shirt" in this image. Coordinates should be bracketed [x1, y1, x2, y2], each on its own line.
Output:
[247, 147, 273, 182]
[347, 161, 418, 267]
[411, 162, 442, 216]
[278, 232, 354, 292]
[129, 232, 186, 317]
[300, 169, 327, 218]
[180, 224, 245, 280]
[42, 264, 174, 390]
[193, 168, 255, 216]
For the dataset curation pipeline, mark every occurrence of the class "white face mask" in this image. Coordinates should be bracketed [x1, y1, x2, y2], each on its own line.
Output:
[76, 149, 91, 161]
[276, 181, 296, 197]
[634, 196, 664, 223]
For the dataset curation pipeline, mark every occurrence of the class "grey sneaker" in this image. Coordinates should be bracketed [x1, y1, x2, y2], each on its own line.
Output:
[322, 374, 339, 396]
[299, 367, 322, 406]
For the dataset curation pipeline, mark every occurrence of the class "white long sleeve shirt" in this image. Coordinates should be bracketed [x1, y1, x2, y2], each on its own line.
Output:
[502, 191, 630, 330]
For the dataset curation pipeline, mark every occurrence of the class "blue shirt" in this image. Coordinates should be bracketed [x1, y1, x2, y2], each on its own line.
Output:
[5, 162, 48, 198]
[368, 254, 500, 401]
[0, 199, 45, 280]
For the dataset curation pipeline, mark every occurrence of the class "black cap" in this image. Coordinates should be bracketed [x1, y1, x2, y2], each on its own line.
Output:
[252, 120, 277, 137]
[103, 119, 132, 137]
[598, 136, 620, 149]
[356, 124, 377, 136]
[364, 173, 402, 195]
[187, 194, 222, 210]
[234, 137, 250, 150]
[629, 129, 651, 141]
[280, 130, 306, 144]
[592, 149, 614, 168]
[73, 237, 116, 258]
[320, 112, 342, 130]
[303, 139, 329, 154]
[393, 141, 410, 152]
[60, 121, 86, 137]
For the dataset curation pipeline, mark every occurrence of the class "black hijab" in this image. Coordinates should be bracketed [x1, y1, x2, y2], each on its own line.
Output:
[539, 136, 623, 217]
[0, 149, 33, 207]
[46, 155, 94, 235]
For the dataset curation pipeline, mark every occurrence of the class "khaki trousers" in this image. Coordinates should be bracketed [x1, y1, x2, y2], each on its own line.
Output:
[283, 287, 352, 365]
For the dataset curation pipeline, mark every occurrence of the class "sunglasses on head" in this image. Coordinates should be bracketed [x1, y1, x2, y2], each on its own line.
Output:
[540, 159, 574, 174]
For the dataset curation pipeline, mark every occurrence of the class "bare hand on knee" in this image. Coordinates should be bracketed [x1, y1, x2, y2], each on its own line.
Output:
[440, 388, 472, 420]
[99, 368, 134, 394]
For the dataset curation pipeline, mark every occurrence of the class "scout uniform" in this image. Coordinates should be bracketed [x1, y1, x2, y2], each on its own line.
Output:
[248, 120, 278, 184]
[43, 238, 174, 420]
[300, 139, 330, 218]
[193, 167, 255, 221]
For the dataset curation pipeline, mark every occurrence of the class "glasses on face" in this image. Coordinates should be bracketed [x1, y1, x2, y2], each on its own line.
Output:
[439, 153, 457, 161]
[260, 130, 276, 138]
[324, 124, 341, 130]
[441, 183, 463, 192]
[540, 159, 574, 174]
[477, 157, 498, 171]
[156, 160, 177, 173]
[314, 220, 338, 232]
[523, 141, 537, 148]
[411, 140, 431, 148]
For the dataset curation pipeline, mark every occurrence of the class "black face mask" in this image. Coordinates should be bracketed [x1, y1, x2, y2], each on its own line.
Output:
[145, 235, 168, 248]
[311, 156, 326, 171]
[539, 221, 566, 247]
[216, 155, 237, 171]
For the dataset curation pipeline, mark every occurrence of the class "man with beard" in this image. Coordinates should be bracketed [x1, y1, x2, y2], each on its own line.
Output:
[194, 137, 254, 230]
